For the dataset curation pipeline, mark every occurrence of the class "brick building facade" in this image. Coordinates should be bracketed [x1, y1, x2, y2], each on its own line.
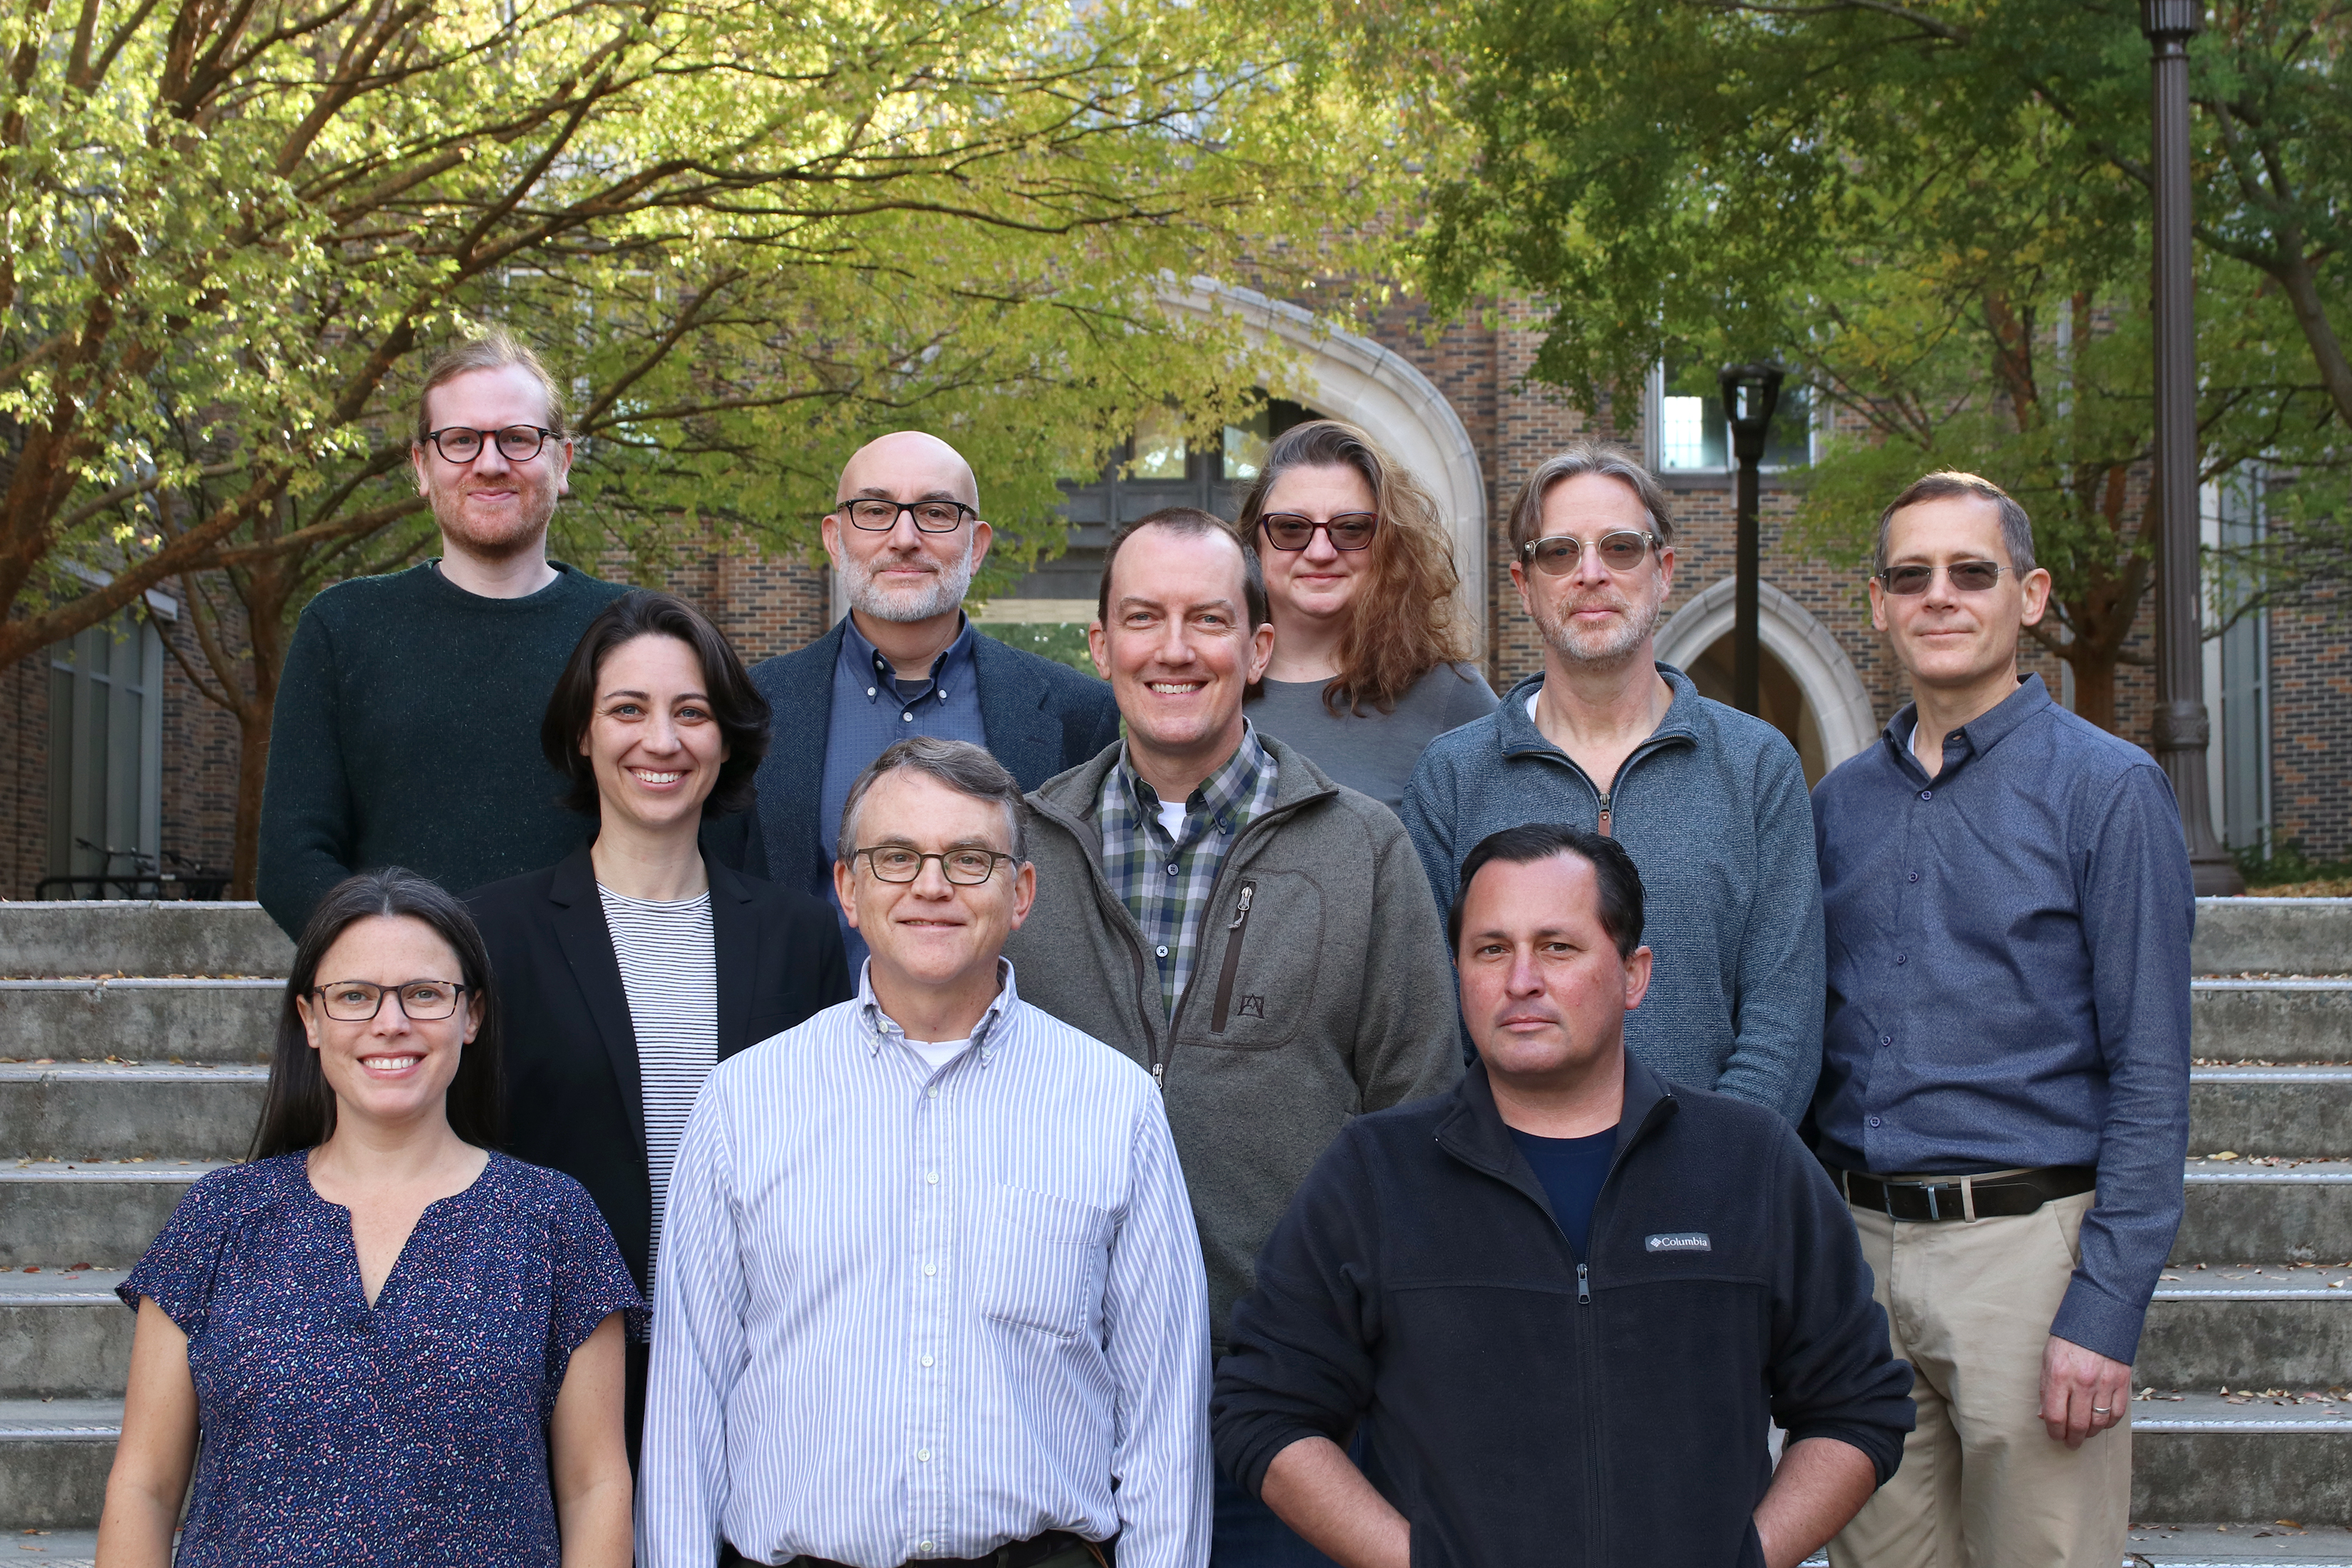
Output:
[2, 294, 2339, 899]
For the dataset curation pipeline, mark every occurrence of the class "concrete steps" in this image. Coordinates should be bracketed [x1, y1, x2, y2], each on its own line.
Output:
[0, 897, 2345, 1542]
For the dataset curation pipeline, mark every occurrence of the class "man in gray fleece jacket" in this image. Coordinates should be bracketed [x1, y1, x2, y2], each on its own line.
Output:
[1004, 506, 1460, 1559]
[1401, 441, 1823, 1123]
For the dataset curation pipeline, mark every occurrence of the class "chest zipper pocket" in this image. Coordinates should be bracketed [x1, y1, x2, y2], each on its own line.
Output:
[1209, 881, 1257, 1033]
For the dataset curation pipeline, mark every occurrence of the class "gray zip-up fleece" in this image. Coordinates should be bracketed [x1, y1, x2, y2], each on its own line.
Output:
[1400, 664, 1824, 1123]
[1006, 734, 1463, 1347]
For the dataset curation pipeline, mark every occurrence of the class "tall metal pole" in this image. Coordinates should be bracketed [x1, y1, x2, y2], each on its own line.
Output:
[2141, 0, 2244, 894]
[1721, 363, 1785, 718]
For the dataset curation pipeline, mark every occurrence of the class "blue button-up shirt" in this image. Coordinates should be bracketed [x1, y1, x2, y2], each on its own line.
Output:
[638, 961, 1212, 1568]
[820, 614, 988, 969]
[1811, 675, 2194, 1364]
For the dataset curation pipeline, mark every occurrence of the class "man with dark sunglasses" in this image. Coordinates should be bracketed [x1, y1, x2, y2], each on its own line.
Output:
[1401, 440, 1825, 1127]
[1812, 471, 2192, 1568]
[259, 331, 634, 937]
[747, 430, 1121, 970]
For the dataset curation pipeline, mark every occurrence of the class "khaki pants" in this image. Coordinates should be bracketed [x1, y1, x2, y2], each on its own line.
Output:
[1828, 1190, 2130, 1568]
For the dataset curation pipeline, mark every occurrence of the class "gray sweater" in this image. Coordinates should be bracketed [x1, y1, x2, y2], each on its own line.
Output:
[1400, 665, 1824, 1123]
[1006, 735, 1463, 1347]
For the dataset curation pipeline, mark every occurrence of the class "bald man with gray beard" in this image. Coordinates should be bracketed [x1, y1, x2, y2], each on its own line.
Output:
[747, 432, 1122, 967]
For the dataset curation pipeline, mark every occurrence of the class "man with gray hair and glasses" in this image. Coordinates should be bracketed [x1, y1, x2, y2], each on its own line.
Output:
[1813, 472, 2190, 1568]
[1401, 439, 1823, 1123]
[748, 431, 1121, 972]
[641, 735, 1212, 1568]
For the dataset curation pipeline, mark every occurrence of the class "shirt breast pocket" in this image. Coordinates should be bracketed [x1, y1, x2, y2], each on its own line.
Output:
[970, 1185, 1110, 1339]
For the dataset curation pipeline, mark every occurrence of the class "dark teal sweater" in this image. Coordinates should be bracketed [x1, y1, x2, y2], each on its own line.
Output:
[257, 561, 628, 937]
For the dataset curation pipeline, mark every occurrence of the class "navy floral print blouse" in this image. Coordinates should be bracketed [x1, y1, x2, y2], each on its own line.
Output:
[119, 1150, 648, 1567]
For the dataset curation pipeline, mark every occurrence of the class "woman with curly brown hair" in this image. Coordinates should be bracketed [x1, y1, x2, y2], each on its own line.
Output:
[1238, 419, 1497, 809]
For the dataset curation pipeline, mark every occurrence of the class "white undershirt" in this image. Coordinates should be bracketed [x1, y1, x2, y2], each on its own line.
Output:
[1155, 798, 1188, 840]
[902, 1036, 974, 1073]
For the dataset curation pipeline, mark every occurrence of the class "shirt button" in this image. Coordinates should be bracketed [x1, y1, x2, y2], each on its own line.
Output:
[1919, 789, 1933, 801]
[1868, 1115, 1883, 1128]
[902, 711, 914, 723]
[920, 1543, 932, 1553]
[867, 687, 877, 698]
[919, 1355, 934, 1368]
[1907, 872, 1919, 883]
[1895, 954, 1907, 965]
[923, 1264, 937, 1276]
[925, 1171, 938, 1185]
[927, 1087, 939, 1099]
[1880, 1034, 1892, 1048]
[1165, 863, 1180, 876]
[1156, 945, 1170, 958]
[917, 1449, 931, 1463]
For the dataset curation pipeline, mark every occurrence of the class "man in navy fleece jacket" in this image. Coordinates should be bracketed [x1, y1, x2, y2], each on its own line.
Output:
[1212, 825, 1912, 1568]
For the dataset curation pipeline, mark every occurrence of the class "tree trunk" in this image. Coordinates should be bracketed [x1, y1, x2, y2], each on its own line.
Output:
[229, 703, 269, 899]
[2063, 641, 2118, 733]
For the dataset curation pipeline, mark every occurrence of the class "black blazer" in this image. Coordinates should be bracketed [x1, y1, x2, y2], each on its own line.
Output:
[467, 845, 850, 1294]
[747, 619, 1123, 898]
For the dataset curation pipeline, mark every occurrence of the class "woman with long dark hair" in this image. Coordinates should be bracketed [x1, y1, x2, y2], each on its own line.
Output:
[96, 870, 643, 1568]
[467, 589, 847, 1457]
[1238, 419, 1499, 808]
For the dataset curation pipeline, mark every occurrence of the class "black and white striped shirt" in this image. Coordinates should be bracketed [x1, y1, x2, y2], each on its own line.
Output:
[597, 884, 718, 1277]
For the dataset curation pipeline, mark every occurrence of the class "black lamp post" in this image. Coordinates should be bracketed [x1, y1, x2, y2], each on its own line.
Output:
[1719, 362, 1786, 718]
[2140, 0, 2244, 894]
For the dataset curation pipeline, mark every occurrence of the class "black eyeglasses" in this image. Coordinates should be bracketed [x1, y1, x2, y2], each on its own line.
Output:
[418, 425, 558, 463]
[1521, 530, 1658, 576]
[837, 499, 977, 534]
[1879, 561, 2008, 594]
[1259, 512, 1378, 551]
[310, 979, 469, 1021]
[852, 846, 1016, 884]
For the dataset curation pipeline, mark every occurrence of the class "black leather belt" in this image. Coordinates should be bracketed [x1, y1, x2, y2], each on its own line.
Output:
[1833, 1164, 2095, 1222]
[723, 1531, 1109, 1568]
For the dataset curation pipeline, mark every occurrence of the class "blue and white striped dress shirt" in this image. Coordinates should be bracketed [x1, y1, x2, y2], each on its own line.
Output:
[639, 961, 1213, 1568]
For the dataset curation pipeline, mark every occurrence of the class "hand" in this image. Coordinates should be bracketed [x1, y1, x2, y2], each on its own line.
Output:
[2038, 1334, 2130, 1448]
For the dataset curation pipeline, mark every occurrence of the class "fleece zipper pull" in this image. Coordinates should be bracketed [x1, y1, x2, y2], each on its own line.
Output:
[1595, 792, 1611, 837]
[1577, 1262, 1591, 1304]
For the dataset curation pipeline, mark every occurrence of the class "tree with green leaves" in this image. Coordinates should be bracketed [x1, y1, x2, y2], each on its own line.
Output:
[2, 0, 1381, 889]
[1371, 0, 2350, 733]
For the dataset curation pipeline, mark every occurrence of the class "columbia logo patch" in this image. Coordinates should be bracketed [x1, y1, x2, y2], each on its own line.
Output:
[1645, 1232, 1711, 1253]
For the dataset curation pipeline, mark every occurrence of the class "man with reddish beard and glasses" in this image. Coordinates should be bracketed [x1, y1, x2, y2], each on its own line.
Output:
[260, 331, 643, 937]
[1004, 506, 1458, 1567]
[748, 430, 1120, 972]
[1401, 440, 1823, 1124]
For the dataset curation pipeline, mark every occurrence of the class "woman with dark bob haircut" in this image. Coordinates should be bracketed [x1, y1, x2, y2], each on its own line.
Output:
[100, 868, 645, 1567]
[467, 589, 848, 1458]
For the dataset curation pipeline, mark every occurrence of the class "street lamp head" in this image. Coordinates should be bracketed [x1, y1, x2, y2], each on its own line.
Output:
[1718, 361, 1787, 465]
[2140, 0, 2201, 41]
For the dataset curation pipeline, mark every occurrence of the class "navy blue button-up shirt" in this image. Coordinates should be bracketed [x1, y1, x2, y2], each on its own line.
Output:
[1812, 674, 2193, 1364]
[819, 614, 988, 970]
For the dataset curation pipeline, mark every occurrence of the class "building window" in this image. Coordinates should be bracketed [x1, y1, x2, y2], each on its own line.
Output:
[2205, 474, 2271, 855]
[1649, 360, 1812, 472]
[46, 609, 165, 896]
[1130, 406, 1190, 481]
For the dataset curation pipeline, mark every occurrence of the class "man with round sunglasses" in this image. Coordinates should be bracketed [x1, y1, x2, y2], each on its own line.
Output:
[747, 430, 1120, 971]
[1401, 440, 1825, 1126]
[1812, 472, 2192, 1568]
[259, 330, 639, 937]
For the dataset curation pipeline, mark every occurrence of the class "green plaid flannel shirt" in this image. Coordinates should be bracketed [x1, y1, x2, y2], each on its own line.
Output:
[1098, 725, 1279, 1018]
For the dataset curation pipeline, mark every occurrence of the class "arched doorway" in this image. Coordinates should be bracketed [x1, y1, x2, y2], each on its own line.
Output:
[1654, 578, 1878, 787]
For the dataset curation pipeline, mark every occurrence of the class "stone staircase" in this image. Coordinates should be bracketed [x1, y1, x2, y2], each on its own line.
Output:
[0, 898, 2346, 1565]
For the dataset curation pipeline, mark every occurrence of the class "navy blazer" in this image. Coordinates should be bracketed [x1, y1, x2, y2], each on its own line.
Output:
[465, 846, 849, 1294]
[747, 618, 1123, 897]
